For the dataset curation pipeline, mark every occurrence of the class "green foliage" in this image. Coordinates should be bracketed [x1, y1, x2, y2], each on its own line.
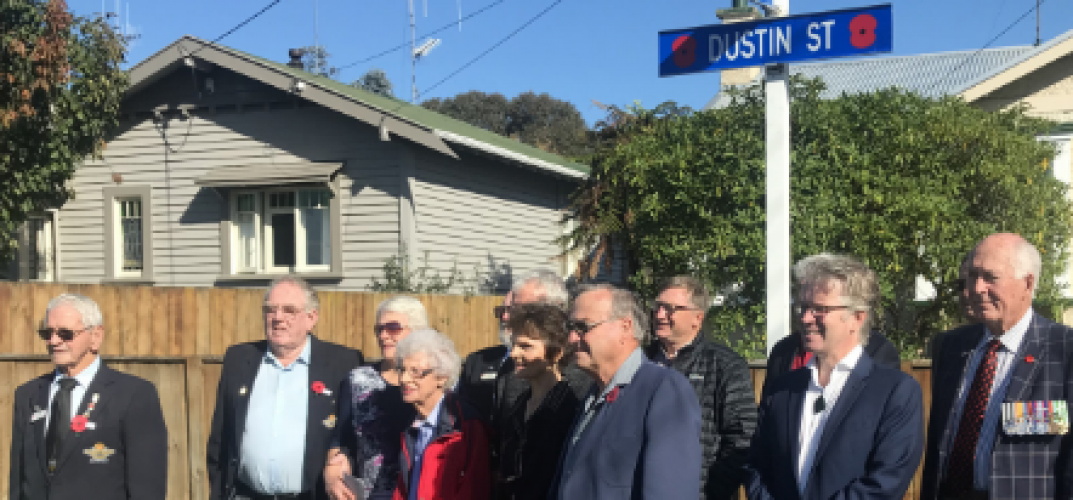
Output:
[299, 45, 336, 77]
[368, 248, 481, 295]
[351, 68, 394, 98]
[566, 77, 1072, 359]
[422, 90, 589, 157]
[1, 0, 127, 262]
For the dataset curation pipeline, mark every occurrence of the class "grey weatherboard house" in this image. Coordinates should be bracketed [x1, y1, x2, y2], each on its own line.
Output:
[7, 36, 598, 290]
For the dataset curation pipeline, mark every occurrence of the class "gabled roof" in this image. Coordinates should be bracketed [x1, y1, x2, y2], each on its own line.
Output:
[705, 27, 1073, 110]
[127, 36, 588, 179]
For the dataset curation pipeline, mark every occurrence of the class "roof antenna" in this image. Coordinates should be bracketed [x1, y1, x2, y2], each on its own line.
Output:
[1035, 0, 1041, 46]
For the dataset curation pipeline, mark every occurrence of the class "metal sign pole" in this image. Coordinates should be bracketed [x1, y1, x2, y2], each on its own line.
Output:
[765, 0, 791, 355]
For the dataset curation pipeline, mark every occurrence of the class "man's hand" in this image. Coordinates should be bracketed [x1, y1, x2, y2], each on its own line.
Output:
[324, 450, 356, 500]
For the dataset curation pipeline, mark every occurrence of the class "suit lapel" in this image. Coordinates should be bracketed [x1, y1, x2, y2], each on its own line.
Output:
[1003, 313, 1046, 402]
[303, 336, 328, 491]
[234, 342, 268, 456]
[33, 376, 52, 477]
[786, 370, 808, 464]
[55, 364, 115, 472]
[808, 354, 874, 483]
[936, 325, 987, 465]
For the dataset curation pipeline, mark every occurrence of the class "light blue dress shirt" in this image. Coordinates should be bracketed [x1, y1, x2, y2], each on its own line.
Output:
[45, 356, 101, 434]
[408, 395, 443, 500]
[238, 337, 312, 494]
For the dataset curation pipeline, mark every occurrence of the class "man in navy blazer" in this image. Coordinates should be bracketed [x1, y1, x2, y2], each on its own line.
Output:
[922, 233, 1073, 500]
[550, 284, 702, 500]
[746, 254, 924, 500]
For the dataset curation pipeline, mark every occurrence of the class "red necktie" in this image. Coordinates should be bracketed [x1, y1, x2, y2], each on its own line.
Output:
[943, 338, 1002, 496]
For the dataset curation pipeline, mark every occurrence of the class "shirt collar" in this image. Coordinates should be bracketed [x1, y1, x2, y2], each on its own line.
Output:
[806, 344, 864, 373]
[983, 307, 1033, 353]
[600, 347, 646, 399]
[264, 335, 312, 367]
[53, 355, 101, 387]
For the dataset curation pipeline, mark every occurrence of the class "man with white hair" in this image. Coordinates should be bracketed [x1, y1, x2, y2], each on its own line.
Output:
[922, 233, 1073, 500]
[551, 284, 702, 499]
[9, 293, 168, 500]
[207, 276, 364, 500]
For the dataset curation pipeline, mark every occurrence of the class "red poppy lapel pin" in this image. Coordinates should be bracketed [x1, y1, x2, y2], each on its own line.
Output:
[1025, 355, 1036, 364]
[71, 393, 99, 433]
[71, 415, 88, 433]
[311, 381, 332, 396]
[606, 386, 621, 404]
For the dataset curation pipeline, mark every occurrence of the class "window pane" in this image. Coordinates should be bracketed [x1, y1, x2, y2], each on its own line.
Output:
[237, 213, 258, 270]
[299, 189, 331, 209]
[271, 213, 296, 267]
[237, 193, 256, 212]
[301, 208, 329, 266]
[28, 217, 52, 280]
[120, 200, 143, 271]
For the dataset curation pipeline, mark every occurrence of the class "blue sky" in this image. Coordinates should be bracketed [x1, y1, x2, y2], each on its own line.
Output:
[68, 0, 1073, 124]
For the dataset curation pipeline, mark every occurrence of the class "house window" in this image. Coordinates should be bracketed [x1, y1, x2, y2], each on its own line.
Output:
[22, 213, 56, 281]
[103, 186, 154, 282]
[230, 188, 334, 274]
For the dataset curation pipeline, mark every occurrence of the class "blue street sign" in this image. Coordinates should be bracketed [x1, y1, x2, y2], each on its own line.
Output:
[658, 4, 892, 77]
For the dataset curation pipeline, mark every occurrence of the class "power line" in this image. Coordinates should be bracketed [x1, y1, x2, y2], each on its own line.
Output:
[189, 0, 285, 56]
[336, 0, 508, 72]
[419, 0, 564, 98]
[923, 0, 1046, 96]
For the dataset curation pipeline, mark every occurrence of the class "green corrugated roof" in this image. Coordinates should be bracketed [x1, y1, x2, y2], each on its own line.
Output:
[216, 42, 589, 176]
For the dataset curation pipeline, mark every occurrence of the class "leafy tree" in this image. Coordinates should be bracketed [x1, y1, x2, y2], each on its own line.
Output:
[1, 0, 127, 262]
[351, 68, 394, 98]
[565, 76, 1072, 359]
[422, 91, 588, 157]
[299, 45, 335, 77]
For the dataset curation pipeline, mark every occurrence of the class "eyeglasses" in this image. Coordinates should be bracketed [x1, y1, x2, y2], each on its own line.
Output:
[37, 328, 87, 342]
[493, 305, 510, 320]
[262, 304, 306, 316]
[653, 301, 699, 316]
[374, 321, 407, 335]
[792, 303, 852, 317]
[565, 319, 612, 336]
[394, 367, 436, 379]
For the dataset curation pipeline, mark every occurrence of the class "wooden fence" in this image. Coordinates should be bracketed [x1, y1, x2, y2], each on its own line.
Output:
[0, 283, 938, 500]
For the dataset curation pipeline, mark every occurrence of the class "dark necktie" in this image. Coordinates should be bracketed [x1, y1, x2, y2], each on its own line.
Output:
[943, 338, 1002, 496]
[45, 378, 78, 473]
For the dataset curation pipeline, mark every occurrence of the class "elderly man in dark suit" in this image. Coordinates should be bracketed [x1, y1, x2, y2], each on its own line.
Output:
[9, 293, 168, 500]
[207, 276, 363, 500]
[550, 284, 702, 499]
[746, 253, 924, 500]
[922, 233, 1073, 500]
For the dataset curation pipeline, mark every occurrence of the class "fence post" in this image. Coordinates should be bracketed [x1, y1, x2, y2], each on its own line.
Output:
[185, 356, 207, 500]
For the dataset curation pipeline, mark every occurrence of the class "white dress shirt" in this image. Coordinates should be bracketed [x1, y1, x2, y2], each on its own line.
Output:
[797, 344, 864, 496]
[45, 356, 101, 434]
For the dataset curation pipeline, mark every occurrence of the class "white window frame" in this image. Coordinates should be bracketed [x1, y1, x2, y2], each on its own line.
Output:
[227, 187, 335, 275]
[103, 185, 153, 283]
[18, 210, 58, 282]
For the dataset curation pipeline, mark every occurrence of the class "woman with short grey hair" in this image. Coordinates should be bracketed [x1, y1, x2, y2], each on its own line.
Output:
[324, 296, 429, 500]
[394, 329, 490, 500]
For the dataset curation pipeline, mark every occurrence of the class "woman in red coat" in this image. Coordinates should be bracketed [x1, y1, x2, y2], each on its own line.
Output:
[392, 328, 491, 500]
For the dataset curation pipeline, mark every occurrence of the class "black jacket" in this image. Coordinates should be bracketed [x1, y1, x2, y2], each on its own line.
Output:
[458, 345, 511, 422]
[9, 363, 168, 500]
[496, 380, 582, 500]
[206, 336, 363, 500]
[761, 330, 901, 400]
[644, 332, 758, 500]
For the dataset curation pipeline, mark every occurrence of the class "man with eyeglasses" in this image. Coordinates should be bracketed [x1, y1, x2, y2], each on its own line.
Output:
[921, 234, 1073, 500]
[643, 276, 757, 500]
[551, 284, 702, 499]
[9, 293, 168, 500]
[207, 276, 363, 500]
[745, 253, 923, 500]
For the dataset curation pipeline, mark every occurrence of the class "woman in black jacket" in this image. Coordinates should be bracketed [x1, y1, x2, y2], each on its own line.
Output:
[495, 303, 581, 500]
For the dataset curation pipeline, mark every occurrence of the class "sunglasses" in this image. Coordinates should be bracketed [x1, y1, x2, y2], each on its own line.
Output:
[262, 304, 305, 316]
[37, 328, 87, 342]
[494, 305, 510, 320]
[374, 321, 406, 335]
[564, 319, 612, 336]
[393, 367, 436, 379]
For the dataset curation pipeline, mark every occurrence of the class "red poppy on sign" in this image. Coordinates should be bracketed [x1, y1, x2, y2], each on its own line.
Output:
[71, 415, 88, 433]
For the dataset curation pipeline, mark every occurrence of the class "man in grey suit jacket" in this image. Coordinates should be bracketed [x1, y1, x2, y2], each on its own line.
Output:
[922, 233, 1073, 500]
[550, 284, 702, 500]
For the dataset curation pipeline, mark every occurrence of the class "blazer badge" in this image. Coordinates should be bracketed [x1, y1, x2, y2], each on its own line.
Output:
[324, 414, 337, 429]
[84, 443, 116, 464]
